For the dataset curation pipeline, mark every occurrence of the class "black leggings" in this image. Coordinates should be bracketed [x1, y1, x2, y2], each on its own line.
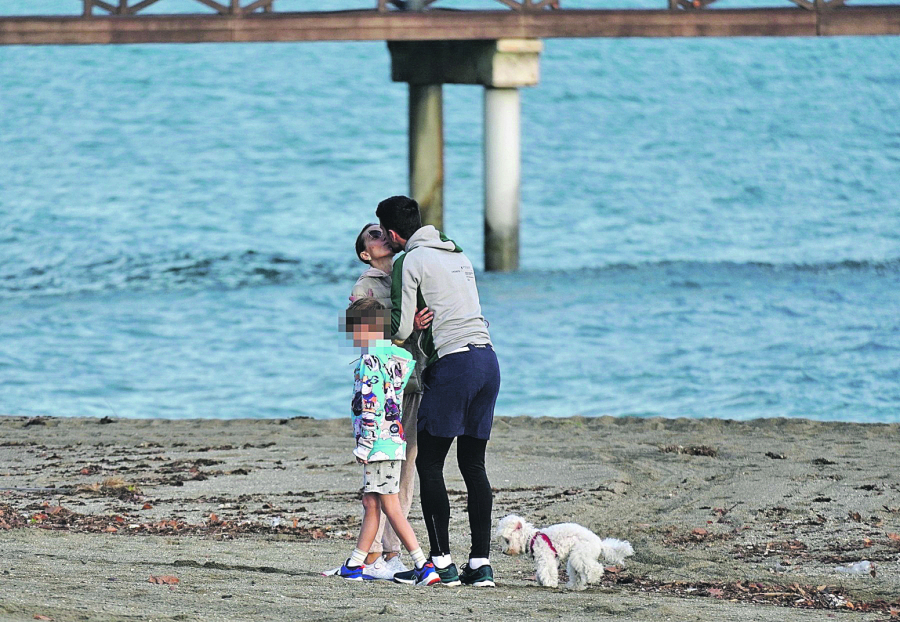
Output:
[416, 429, 493, 560]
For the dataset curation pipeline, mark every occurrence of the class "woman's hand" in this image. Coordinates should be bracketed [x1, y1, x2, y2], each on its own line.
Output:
[414, 307, 434, 331]
[348, 288, 375, 303]
[356, 456, 368, 465]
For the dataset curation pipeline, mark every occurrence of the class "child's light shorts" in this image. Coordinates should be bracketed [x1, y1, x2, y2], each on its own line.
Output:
[362, 460, 402, 495]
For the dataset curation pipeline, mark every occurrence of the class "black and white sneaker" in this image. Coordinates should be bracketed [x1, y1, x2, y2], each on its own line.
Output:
[459, 563, 495, 587]
[433, 562, 462, 586]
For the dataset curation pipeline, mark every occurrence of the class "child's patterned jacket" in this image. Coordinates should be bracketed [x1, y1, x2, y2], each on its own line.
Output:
[351, 341, 414, 462]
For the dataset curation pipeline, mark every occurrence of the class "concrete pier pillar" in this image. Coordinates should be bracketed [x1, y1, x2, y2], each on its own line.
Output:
[388, 38, 541, 270]
[409, 84, 444, 230]
[484, 87, 520, 272]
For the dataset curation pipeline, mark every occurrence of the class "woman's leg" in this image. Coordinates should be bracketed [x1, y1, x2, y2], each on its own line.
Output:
[456, 435, 492, 559]
[415, 429, 455, 557]
[365, 514, 387, 563]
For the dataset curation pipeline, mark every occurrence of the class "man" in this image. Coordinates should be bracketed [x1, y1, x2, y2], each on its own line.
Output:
[377, 195, 501, 587]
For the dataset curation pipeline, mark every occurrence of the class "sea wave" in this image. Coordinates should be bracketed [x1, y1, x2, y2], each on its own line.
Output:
[533, 258, 900, 278]
[0, 250, 358, 299]
[2, 254, 898, 300]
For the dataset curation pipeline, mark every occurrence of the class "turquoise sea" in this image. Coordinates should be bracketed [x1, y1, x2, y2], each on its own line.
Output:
[1, 7, 899, 421]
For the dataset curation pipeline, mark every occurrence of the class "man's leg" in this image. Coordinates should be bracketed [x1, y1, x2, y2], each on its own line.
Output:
[415, 429, 454, 557]
[380, 392, 421, 557]
[456, 435, 492, 559]
[456, 345, 499, 584]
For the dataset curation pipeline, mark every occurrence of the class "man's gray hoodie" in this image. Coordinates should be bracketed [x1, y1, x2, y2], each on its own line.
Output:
[390, 226, 491, 367]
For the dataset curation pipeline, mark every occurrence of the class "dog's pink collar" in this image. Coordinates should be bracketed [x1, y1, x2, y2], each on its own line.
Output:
[528, 532, 558, 558]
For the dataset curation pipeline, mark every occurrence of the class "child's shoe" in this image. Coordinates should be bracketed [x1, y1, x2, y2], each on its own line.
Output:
[337, 560, 376, 581]
[392, 561, 441, 586]
[459, 562, 495, 587]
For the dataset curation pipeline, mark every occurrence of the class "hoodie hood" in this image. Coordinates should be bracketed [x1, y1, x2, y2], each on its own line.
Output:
[405, 225, 462, 254]
[358, 266, 391, 280]
[351, 266, 392, 308]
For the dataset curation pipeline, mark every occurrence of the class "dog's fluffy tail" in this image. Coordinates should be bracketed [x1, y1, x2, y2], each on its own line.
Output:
[599, 538, 634, 566]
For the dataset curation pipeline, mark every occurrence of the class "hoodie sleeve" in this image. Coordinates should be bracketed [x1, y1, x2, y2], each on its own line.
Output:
[390, 252, 419, 342]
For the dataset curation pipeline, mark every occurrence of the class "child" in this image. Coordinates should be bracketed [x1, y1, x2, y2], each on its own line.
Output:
[337, 297, 440, 586]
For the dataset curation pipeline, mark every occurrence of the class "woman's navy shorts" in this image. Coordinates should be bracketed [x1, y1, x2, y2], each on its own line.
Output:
[417, 344, 500, 440]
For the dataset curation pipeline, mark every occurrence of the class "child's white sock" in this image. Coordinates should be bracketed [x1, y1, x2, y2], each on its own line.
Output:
[409, 547, 427, 569]
[431, 554, 452, 569]
[347, 548, 367, 568]
[468, 557, 490, 570]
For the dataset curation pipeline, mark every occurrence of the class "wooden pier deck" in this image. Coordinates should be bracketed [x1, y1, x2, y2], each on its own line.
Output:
[2, 3, 900, 45]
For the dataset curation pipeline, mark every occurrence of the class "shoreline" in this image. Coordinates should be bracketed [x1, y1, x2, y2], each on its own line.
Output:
[2, 415, 898, 621]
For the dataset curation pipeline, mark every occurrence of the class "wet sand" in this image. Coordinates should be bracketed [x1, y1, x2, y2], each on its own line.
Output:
[1, 415, 898, 621]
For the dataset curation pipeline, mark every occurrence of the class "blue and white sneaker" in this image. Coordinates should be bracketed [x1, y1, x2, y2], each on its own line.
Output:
[392, 561, 441, 586]
[337, 560, 377, 581]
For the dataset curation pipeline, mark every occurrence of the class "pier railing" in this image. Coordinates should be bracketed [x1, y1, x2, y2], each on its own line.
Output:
[77, 0, 561, 14]
[1, 0, 899, 44]
[65, 0, 882, 14]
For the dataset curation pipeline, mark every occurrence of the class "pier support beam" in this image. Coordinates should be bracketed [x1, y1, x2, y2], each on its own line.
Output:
[389, 38, 541, 271]
[409, 84, 444, 230]
[484, 87, 520, 272]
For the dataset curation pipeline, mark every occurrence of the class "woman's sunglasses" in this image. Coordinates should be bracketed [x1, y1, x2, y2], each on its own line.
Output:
[366, 228, 385, 240]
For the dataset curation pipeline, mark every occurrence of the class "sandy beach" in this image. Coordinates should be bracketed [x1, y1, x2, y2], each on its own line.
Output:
[1, 414, 898, 621]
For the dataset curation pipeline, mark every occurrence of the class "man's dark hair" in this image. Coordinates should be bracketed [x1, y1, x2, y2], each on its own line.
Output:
[376, 195, 422, 241]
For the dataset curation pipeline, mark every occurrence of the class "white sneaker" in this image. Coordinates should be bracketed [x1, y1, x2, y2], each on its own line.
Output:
[362, 556, 396, 580]
[384, 556, 409, 575]
[321, 565, 341, 577]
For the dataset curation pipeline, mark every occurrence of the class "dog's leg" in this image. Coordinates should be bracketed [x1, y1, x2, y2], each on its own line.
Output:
[566, 550, 601, 590]
[587, 558, 606, 585]
[534, 551, 559, 588]
[565, 558, 584, 590]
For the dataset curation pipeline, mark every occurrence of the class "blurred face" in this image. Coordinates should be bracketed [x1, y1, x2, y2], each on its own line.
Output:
[361, 225, 393, 263]
[351, 315, 389, 347]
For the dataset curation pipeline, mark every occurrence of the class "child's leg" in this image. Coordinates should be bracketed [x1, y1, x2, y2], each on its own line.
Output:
[380, 493, 419, 554]
[351, 492, 382, 564]
[379, 392, 422, 560]
[380, 492, 429, 570]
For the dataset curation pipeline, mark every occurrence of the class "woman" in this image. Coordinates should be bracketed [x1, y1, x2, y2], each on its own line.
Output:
[349, 223, 432, 579]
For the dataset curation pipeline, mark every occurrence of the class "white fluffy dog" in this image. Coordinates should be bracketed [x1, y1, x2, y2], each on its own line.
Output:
[495, 514, 634, 590]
